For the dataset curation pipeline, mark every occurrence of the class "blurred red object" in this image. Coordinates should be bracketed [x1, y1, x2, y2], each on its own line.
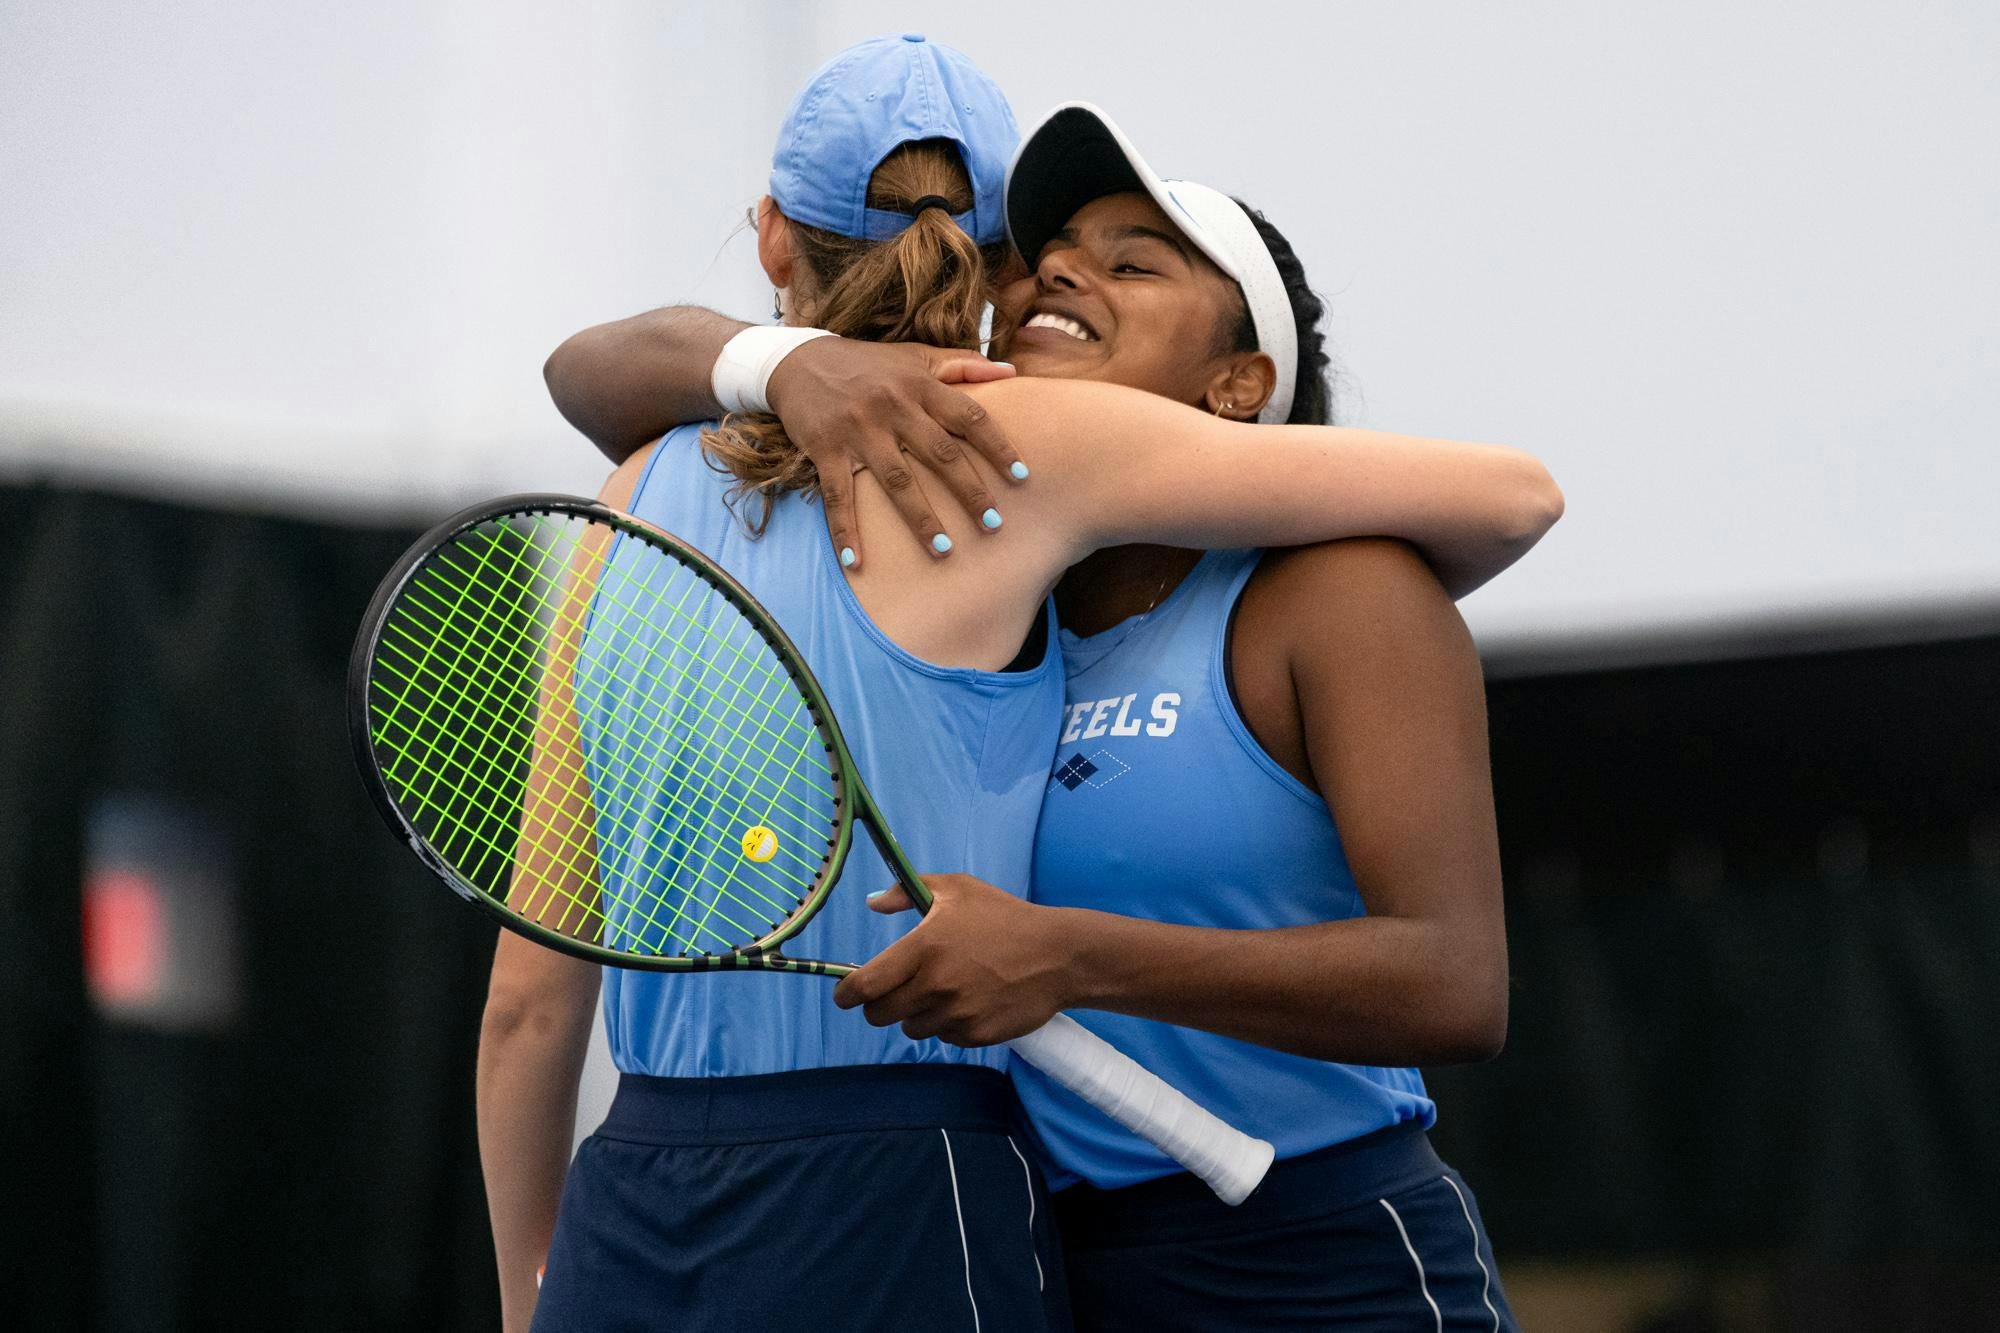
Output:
[82, 867, 166, 1007]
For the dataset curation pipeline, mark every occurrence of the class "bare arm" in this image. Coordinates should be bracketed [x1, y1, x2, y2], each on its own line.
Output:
[544, 306, 748, 464]
[964, 377, 1563, 599]
[478, 935, 600, 1332]
[691, 373, 1556, 672]
[834, 541, 1508, 1066]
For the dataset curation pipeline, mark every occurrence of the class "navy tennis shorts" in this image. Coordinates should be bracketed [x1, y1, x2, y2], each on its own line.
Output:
[1054, 1121, 1517, 1331]
[531, 1063, 1070, 1332]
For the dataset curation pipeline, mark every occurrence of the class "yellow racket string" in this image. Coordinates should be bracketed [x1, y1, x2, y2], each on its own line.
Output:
[376, 514, 828, 948]
[366, 511, 839, 957]
[376, 512, 828, 948]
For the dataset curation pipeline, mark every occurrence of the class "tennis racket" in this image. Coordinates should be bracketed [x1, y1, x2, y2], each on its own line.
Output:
[349, 494, 1273, 1205]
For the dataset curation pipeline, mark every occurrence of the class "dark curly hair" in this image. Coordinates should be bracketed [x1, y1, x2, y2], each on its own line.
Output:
[1220, 199, 1337, 426]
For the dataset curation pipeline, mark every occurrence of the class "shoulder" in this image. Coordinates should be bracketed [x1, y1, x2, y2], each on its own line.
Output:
[599, 427, 737, 511]
[1243, 539, 1474, 680]
[1250, 538, 1448, 619]
[598, 439, 660, 508]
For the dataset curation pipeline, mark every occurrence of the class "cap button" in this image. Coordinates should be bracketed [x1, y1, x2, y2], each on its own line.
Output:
[901, 32, 924, 42]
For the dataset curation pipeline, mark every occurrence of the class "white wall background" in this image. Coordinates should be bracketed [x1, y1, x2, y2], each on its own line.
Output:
[5, 1, 1997, 645]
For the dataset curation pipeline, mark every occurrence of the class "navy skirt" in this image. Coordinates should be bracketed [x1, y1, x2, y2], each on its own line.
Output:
[532, 1063, 1070, 1332]
[1055, 1121, 1517, 1331]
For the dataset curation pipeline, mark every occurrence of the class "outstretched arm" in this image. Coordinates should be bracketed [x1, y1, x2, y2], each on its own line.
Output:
[962, 377, 1562, 599]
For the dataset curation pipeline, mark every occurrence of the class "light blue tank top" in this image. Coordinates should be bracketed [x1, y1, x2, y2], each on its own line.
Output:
[1015, 548, 1436, 1190]
[587, 425, 1063, 1077]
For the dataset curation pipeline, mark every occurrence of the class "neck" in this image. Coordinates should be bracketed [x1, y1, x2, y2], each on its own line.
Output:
[1055, 544, 1204, 636]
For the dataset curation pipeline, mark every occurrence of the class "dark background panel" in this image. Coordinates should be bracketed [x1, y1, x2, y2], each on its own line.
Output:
[1429, 630, 2000, 1292]
[0, 485, 498, 1332]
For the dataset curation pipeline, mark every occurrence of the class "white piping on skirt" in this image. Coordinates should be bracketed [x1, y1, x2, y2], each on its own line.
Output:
[941, 1130, 982, 1332]
[1379, 1197, 1443, 1333]
[1441, 1174, 1501, 1331]
[1006, 1136, 1046, 1292]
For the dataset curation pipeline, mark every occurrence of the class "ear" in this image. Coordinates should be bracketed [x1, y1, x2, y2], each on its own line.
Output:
[754, 196, 795, 291]
[1202, 351, 1278, 422]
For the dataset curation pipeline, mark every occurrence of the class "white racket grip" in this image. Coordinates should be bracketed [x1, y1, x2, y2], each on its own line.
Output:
[1008, 1013, 1275, 1206]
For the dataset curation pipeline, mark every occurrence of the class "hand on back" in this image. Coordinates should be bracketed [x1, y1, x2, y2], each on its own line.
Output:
[765, 338, 1029, 568]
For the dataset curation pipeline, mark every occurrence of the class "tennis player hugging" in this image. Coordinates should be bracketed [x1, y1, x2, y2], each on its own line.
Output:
[485, 32, 1559, 1333]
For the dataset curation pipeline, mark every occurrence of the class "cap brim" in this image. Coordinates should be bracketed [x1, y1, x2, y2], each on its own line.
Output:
[1006, 103, 1168, 270]
[1004, 102, 1298, 425]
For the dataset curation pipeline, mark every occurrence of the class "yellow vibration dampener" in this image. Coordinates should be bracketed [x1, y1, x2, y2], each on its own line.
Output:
[741, 825, 779, 863]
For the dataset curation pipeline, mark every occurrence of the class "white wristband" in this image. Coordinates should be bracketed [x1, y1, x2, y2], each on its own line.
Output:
[710, 326, 835, 415]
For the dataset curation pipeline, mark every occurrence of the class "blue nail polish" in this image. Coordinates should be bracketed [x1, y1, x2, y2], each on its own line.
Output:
[839, 546, 856, 568]
[932, 532, 953, 554]
[866, 889, 889, 901]
[981, 508, 1002, 530]
[1009, 461, 1030, 480]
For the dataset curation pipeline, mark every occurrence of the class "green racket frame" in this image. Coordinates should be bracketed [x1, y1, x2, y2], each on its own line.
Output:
[348, 494, 932, 978]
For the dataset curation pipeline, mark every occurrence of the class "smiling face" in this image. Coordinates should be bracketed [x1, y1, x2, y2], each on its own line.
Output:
[991, 191, 1272, 417]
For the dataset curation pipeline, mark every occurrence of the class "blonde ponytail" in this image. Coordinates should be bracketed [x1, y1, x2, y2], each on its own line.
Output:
[702, 141, 989, 532]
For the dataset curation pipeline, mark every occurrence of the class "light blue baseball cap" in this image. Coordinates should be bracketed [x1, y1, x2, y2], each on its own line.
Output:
[769, 33, 1017, 245]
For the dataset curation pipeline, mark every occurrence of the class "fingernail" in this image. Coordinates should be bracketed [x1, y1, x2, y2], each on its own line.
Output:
[994, 361, 1014, 369]
[1009, 461, 1030, 480]
[839, 546, 857, 568]
[866, 889, 889, 901]
[931, 533, 953, 554]
[981, 507, 1002, 530]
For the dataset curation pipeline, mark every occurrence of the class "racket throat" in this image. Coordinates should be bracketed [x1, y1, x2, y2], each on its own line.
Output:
[731, 945, 851, 978]
[852, 801, 933, 911]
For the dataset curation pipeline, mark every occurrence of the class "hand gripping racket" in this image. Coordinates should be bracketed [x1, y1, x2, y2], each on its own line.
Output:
[349, 495, 1273, 1205]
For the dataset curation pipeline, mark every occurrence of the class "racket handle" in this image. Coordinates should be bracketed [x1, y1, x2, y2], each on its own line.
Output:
[1008, 1013, 1275, 1206]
